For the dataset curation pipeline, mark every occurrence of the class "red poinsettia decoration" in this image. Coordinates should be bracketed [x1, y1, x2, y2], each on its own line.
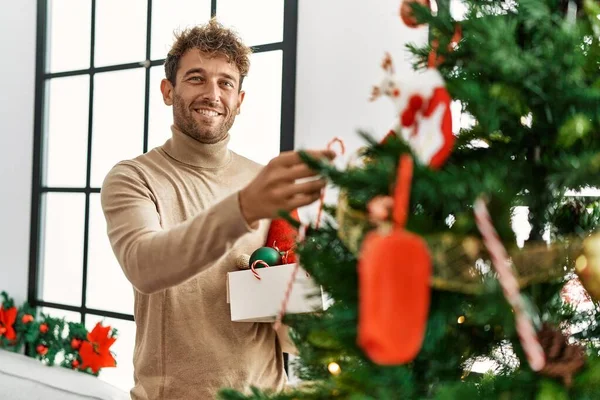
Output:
[0, 306, 17, 341]
[79, 323, 117, 373]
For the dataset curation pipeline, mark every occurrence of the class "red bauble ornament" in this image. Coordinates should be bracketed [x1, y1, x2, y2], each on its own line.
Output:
[71, 338, 82, 350]
[36, 344, 48, 356]
[21, 314, 34, 324]
[39, 323, 49, 334]
[400, 0, 431, 28]
[72, 359, 80, 369]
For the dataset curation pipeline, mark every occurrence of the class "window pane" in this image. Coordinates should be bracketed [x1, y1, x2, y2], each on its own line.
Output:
[151, 0, 211, 60]
[87, 316, 135, 392]
[217, 0, 284, 46]
[86, 194, 134, 315]
[44, 75, 89, 188]
[40, 193, 85, 306]
[91, 69, 145, 187]
[94, 0, 147, 67]
[147, 66, 173, 150]
[40, 307, 82, 324]
[47, 0, 92, 73]
[229, 50, 282, 165]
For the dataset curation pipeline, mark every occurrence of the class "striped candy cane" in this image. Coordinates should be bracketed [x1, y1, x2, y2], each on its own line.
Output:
[315, 137, 345, 229]
[474, 197, 546, 371]
[274, 225, 307, 331]
[250, 260, 271, 280]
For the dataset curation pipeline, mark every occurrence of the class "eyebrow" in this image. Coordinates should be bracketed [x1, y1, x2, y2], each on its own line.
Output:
[183, 68, 237, 83]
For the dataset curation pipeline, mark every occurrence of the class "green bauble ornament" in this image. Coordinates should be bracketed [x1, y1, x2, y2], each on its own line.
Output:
[249, 247, 282, 268]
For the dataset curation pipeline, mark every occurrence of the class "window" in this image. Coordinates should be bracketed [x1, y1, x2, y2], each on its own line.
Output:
[29, 0, 297, 391]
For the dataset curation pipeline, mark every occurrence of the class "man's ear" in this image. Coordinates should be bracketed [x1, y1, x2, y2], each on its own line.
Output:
[237, 90, 246, 115]
[160, 79, 174, 106]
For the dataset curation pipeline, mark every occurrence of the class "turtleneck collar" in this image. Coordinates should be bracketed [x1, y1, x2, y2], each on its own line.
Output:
[162, 125, 232, 169]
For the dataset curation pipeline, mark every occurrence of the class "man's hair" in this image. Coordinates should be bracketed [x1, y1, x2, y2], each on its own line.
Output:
[164, 18, 252, 89]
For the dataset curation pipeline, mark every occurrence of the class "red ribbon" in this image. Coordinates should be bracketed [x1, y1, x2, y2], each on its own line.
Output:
[428, 24, 462, 68]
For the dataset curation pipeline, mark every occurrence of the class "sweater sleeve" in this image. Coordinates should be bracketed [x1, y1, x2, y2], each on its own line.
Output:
[100, 162, 255, 294]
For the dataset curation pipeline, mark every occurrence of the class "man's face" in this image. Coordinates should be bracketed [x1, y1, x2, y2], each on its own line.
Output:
[161, 48, 245, 144]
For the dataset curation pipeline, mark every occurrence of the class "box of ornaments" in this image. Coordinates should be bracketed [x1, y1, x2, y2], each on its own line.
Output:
[226, 215, 325, 323]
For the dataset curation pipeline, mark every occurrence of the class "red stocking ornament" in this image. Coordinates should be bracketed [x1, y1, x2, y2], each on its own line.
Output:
[358, 155, 432, 364]
[265, 209, 300, 264]
[371, 52, 455, 169]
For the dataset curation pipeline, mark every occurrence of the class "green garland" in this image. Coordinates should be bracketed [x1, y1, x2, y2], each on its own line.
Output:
[0, 291, 118, 376]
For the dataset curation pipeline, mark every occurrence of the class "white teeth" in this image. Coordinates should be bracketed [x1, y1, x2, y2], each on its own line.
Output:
[196, 109, 219, 117]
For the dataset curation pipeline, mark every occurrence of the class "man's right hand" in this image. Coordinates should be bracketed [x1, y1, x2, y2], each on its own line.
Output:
[239, 149, 336, 226]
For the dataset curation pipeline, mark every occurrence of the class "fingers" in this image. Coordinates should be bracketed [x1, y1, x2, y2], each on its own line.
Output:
[287, 191, 323, 210]
[247, 148, 336, 220]
[271, 149, 336, 168]
[280, 178, 326, 198]
[268, 149, 336, 183]
[278, 164, 323, 182]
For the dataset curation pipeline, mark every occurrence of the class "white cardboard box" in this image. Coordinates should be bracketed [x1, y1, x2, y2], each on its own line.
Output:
[227, 263, 325, 322]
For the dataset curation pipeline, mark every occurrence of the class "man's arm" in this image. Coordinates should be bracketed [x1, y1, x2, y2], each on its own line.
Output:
[102, 149, 336, 295]
[101, 162, 255, 295]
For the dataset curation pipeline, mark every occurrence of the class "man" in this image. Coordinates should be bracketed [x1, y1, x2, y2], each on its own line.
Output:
[101, 19, 334, 399]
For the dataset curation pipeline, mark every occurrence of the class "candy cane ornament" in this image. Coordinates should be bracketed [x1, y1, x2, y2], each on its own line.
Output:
[315, 137, 345, 229]
[473, 197, 546, 371]
[250, 260, 271, 280]
[273, 137, 345, 330]
[274, 225, 307, 331]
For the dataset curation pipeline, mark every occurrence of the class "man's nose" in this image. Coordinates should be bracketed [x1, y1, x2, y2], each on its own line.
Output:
[203, 81, 220, 103]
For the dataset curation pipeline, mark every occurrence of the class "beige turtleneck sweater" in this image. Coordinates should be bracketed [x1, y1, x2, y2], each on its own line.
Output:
[101, 126, 287, 399]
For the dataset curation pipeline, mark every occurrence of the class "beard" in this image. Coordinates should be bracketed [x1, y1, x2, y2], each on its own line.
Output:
[172, 93, 238, 144]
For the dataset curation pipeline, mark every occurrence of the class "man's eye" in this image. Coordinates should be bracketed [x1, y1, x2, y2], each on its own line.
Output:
[189, 76, 203, 82]
[222, 81, 234, 88]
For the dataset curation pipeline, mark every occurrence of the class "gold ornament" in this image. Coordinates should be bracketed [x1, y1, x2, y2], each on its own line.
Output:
[461, 237, 481, 260]
[336, 190, 374, 255]
[337, 189, 583, 294]
[575, 233, 600, 301]
[235, 254, 250, 270]
[336, 146, 380, 254]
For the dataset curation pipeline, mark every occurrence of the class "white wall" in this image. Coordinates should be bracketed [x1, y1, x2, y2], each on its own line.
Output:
[295, 0, 427, 221]
[0, 1, 37, 305]
[296, 0, 427, 152]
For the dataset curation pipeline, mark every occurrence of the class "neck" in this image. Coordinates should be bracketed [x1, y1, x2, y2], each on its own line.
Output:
[162, 125, 231, 168]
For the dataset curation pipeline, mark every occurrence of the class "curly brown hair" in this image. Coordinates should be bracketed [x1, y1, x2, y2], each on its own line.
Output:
[164, 18, 252, 89]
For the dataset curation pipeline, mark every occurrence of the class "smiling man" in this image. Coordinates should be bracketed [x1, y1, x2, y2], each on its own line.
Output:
[101, 19, 334, 399]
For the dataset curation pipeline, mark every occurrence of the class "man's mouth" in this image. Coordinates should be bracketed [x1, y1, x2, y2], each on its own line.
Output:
[194, 108, 222, 118]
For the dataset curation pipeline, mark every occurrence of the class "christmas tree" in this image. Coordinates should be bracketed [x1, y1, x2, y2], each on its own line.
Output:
[220, 0, 600, 398]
